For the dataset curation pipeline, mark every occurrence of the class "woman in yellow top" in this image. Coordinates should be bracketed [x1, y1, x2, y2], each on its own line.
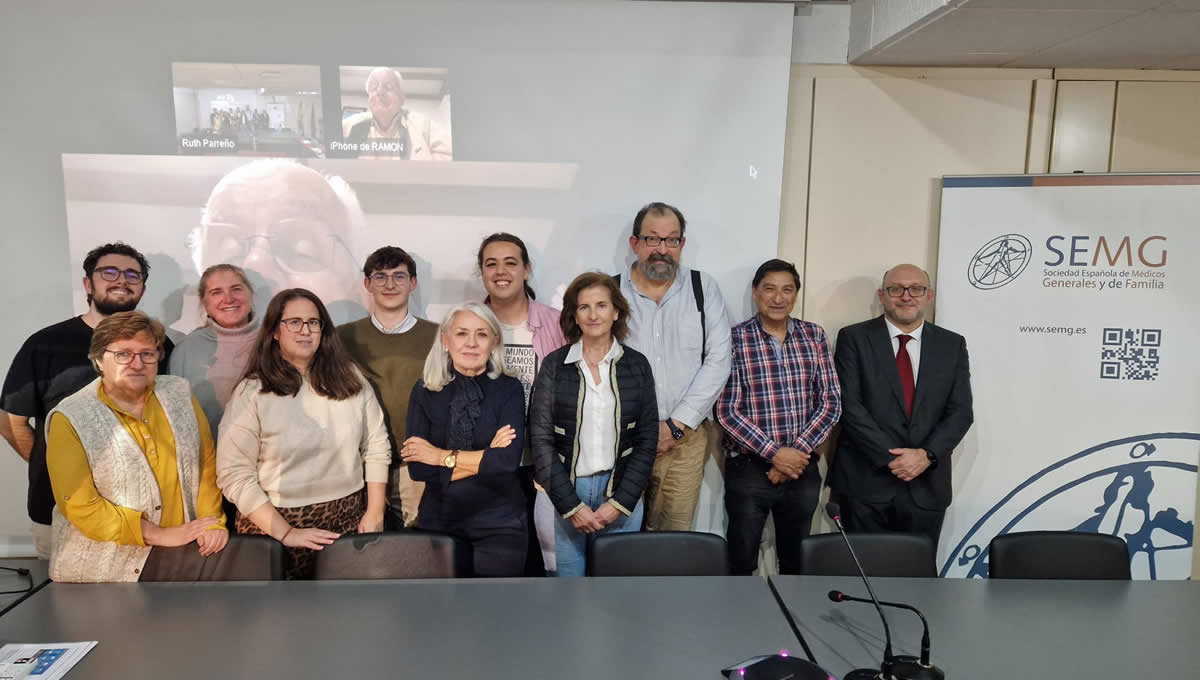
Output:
[46, 311, 227, 582]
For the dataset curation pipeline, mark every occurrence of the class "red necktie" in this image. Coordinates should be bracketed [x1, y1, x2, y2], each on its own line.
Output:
[896, 334, 914, 417]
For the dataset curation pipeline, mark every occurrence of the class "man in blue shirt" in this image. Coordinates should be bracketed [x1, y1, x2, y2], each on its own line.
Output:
[618, 202, 731, 531]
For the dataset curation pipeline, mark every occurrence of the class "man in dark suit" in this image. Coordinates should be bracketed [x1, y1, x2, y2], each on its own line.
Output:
[829, 264, 973, 548]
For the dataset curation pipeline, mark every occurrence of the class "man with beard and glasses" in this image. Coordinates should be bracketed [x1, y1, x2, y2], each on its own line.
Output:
[0, 242, 174, 559]
[616, 202, 731, 531]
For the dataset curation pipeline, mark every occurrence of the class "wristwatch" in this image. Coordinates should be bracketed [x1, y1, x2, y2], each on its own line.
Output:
[924, 449, 938, 469]
[443, 450, 458, 469]
[667, 419, 685, 441]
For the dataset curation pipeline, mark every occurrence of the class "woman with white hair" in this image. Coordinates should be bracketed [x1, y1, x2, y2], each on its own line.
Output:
[400, 302, 526, 577]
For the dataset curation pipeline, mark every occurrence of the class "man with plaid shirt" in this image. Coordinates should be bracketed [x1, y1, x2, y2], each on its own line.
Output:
[716, 259, 841, 575]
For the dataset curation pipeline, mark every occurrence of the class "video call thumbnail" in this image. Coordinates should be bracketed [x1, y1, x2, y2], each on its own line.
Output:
[172, 63, 324, 158]
[332, 65, 453, 160]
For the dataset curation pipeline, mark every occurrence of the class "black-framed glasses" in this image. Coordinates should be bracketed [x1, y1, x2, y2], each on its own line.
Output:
[883, 285, 929, 298]
[93, 267, 144, 284]
[104, 349, 162, 365]
[280, 318, 322, 333]
[369, 272, 411, 287]
[638, 235, 683, 248]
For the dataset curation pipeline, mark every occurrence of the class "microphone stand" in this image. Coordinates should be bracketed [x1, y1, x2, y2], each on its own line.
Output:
[829, 591, 945, 680]
[825, 502, 898, 680]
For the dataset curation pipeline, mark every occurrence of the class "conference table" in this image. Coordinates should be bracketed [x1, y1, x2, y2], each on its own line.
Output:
[2, 574, 1197, 679]
[0, 576, 796, 679]
[771, 574, 1200, 679]
[0, 559, 49, 616]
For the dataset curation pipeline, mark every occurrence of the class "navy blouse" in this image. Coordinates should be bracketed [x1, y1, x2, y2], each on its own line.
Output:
[406, 371, 527, 531]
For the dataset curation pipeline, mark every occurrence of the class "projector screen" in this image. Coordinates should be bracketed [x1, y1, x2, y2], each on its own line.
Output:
[0, 0, 793, 544]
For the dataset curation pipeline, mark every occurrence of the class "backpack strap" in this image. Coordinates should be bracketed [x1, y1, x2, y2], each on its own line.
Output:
[615, 271, 706, 362]
[692, 269, 706, 363]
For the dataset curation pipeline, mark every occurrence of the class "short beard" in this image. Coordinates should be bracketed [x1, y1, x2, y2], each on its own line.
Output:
[93, 295, 140, 316]
[640, 258, 677, 282]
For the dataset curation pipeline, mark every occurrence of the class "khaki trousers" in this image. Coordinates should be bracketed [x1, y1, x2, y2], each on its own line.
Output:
[390, 464, 426, 528]
[644, 421, 711, 531]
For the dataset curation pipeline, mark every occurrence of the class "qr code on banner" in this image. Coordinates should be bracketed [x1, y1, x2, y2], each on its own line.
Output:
[1100, 328, 1161, 381]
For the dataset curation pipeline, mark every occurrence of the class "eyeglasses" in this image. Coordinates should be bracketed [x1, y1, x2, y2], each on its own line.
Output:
[883, 285, 929, 298]
[369, 272, 411, 287]
[104, 349, 162, 365]
[366, 80, 401, 96]
[93, 267, 144, 284]
[201, 220, 353, 274]
[280, 318, 322, 333]
[638, 235, 683, 248]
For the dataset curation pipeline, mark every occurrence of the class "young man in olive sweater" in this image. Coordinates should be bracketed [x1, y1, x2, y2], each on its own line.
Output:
[337, 246, 438, 527]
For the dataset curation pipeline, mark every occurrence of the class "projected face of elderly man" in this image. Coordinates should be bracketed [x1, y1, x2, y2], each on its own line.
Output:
[366, 67, 405, 132]
[196, 160, 366, 318]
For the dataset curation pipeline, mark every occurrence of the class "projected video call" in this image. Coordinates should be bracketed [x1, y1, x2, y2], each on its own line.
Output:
[171, 62, 453, 161]
[172, 63, 325, 158]
[335, 65, 453, 160]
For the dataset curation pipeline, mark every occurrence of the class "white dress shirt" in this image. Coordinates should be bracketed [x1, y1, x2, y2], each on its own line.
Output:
[565, 338, 624, 478]
[370, 311, 417, 335]
[884, 318, 924, 386]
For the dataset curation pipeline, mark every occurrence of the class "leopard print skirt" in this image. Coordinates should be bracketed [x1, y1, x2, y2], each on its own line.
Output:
[236, 490, 364, 580]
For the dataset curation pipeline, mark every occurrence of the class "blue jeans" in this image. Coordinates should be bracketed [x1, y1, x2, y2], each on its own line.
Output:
[553, 471, 644, 577]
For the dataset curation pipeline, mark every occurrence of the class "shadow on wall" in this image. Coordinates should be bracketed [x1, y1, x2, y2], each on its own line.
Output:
[146, 253, 186, 344]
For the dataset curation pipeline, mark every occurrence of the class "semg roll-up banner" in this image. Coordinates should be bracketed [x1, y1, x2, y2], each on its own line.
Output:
[935, 174, 1200, 579]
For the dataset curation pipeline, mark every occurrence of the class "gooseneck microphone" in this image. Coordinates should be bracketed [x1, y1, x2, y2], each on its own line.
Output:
[828, 591, 945, 680]
[825, 501, 897, 680]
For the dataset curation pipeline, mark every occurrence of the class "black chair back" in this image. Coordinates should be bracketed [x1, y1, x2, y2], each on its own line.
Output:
[140, 535, 285, 581]
[314, 531, 469, 580]
[797, 532, 936, 577]
[988, 531, 1131, 580]
[587, 531, 728, 576]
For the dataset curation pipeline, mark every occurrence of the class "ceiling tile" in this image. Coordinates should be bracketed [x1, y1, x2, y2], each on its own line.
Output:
[965, 0, 1163, 9]
[878, 8, 1137, 54]
[1002, 7, 1200, 66]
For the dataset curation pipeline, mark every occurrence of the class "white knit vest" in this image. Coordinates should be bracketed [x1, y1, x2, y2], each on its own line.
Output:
[48, 375, 201, 583]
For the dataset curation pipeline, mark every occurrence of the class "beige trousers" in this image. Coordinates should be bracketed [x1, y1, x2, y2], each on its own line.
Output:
[644, 421, 711, 531]
[390, 464, 426, 528]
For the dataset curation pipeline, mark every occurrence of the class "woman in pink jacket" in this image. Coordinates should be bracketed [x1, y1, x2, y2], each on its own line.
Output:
[477, 232, 567, 575]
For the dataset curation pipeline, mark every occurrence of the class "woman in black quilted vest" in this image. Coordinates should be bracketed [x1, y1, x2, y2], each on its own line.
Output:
[529, 272, 658, 577]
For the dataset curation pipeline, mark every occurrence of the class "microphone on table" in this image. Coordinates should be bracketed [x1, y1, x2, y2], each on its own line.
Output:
[828, 591, 944, 680]
[825, 501, 898, 680]
[722, 582, 835, 680]
[720, 559, 835, 679]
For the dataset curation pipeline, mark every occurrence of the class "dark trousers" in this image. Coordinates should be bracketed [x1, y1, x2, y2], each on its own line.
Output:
[724, 454, 821, 576]
[837, 487, 946, 551]
[518, 465, 546, 576]
[462, 525, 529, 578]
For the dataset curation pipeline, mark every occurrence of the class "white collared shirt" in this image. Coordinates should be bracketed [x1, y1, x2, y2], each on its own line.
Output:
[565, 338, 624, 477]
[370, 311, 417, 335]
[885, 318, 924, 386]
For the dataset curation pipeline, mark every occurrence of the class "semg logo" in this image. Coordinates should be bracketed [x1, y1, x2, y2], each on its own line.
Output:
[1045, 235, 1167, 267]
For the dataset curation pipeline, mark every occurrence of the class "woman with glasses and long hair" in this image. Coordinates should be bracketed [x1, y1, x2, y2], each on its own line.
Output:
[46, 311, 227, 582]
[217, 288, 391, 579]
[476, 232, 566, 575]
[401, 302, 526, 577]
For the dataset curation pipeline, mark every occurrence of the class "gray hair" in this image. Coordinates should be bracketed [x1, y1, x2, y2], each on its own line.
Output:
[422, 302, 508, 391]
[188, 159, 369, 276]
